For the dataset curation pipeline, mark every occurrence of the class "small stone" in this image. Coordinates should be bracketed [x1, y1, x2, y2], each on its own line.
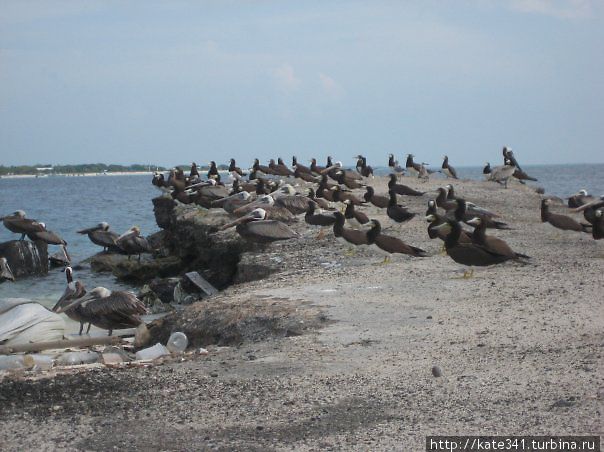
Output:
[432, 366, 442, 377]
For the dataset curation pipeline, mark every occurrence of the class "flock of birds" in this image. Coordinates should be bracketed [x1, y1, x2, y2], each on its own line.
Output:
[1, 146, 602, 337]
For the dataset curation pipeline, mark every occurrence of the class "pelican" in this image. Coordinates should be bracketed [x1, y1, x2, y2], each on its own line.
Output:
[567, 190, 594, 208]
[77, 222, 121, 252]
[116, 226, 153, 260]
[0, 257, 15, 283]
[1, 210, 45, 240]
[52, 267, 89, 335]
[487, 163, 516, 188]
[27, 222, 67, 245]
[221, 208, 299, 243]
[56, 287, 147, 336]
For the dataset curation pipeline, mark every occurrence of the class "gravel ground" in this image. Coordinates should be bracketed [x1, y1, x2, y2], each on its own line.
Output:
[0, 176, 602, 451]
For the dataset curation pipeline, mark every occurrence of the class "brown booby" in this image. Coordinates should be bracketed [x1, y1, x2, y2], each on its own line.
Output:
[221, 208, 299, 243]
[1, 210, 46, 240]
[292, 156, 312, 174]
[436, 219, 514, 277]
[466, 217, 529, 260]
[269, 158, 294, 177]
[388, 154, 405, 175]
[366, 219, 426, 262]
[333, 170, 365, 189]
[355, 155, 374, 177]
[229, 158, 247, 178]
[344, 200, 370, 225]
[0, 257, 15, 283]
[541, 199, 591, 233]
[425, 200, 472, 243]
[207, 161, 220, 181]
[77, 222, 121, 252]
[441, 155, 458, 179]
[253, 158, 275, 176]
[387, 191, 415, 223]
[116, 226, 153, 260]
[310, 158, 326, 175]
[307, 187, 333, 211]
[294, 167, 319, 183]
[388, 174, 424, 196]
[333, 211, 368, 248]
[305, 202, 336, 226]
[332, 186, 365, 206]
[57, 286, 147, 336]
[52, 267, 89, 335]
[364, 186, 389, 208]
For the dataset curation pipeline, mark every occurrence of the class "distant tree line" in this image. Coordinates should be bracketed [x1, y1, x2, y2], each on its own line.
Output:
[0, 163, 167, 176]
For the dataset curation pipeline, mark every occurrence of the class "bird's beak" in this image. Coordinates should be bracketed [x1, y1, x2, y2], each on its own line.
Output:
[55, 293, 93, 314]
[77, 225, 100, 234]
[425, 214, 436, 222]
[432, 223, 448, 230]
[117, 229, 136, 242]
[466, 217, 480, 226]
[221, 216, 250, 231]
[0, 262, 14, 282]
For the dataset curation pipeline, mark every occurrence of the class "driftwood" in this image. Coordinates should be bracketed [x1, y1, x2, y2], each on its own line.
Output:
[0, 335, 121, 354]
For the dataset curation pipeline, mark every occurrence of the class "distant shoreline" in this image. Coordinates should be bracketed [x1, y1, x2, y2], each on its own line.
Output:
[0, 171, 153, 179]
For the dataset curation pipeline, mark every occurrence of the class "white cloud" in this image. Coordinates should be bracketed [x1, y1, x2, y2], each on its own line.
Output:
[272, 64, 301, 92]
[319, 73, 344, 98]
[507, 0, 594, 19]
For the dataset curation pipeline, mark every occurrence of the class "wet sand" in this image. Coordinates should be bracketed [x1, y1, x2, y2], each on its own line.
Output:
[0, 176, 601, 450]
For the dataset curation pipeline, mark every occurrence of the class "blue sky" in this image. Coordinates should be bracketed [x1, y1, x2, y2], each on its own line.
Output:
[1, 1, 602, 167]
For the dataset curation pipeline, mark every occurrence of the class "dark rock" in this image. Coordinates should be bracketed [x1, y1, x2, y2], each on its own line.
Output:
[0, 240, 48, 278]
[89, 252, 184, 282]
[432, 366, 442, 377]
[152, 196, 176, 229]
[148, 277, 180, 303]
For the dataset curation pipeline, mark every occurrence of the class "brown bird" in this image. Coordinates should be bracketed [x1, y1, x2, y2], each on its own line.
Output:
[425, 200, 471, 243]
[56, 287, 147, 336]
[332, 186, 365, 206]
[221, 208, 299, 243]
[367, 219, 426, 262]
[344, 200, 370, 225]
[466, 217, 529, 260]
[388, 174, 424, 196]
[26, 222, 67, 245]
[1, 210, 46, 240]
[333, 212, 368, 249]
[364, 186, 389, 208]
[292, 156, 312, 174]
[305, 202, 336, 226]
[386, 191, 415, 224]
[541, 199, 591, 233]
[52, 267, 90, 335]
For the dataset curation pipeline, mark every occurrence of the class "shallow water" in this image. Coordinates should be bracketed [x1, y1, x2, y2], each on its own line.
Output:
[0, 164, 602, 305]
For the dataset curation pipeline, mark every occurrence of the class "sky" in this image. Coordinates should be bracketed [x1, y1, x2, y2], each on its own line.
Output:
[0, 0, 603, 167]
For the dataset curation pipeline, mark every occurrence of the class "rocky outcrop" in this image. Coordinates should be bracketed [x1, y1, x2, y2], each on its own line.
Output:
[89, 253, 184, 282]
[0, 240, 48, 278]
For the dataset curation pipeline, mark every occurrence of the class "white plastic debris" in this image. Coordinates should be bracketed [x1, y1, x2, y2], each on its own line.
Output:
[0, 355, 27, 370]
[135, 343, 170, 361]
[0, 302, 65, 345]
[166, 332, 188, 354]
[24, 354, 54, 370]
[55, 351, 100, 366]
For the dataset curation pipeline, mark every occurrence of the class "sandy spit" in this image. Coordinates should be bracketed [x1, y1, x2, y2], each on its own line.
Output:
[0, 175, 601, 451]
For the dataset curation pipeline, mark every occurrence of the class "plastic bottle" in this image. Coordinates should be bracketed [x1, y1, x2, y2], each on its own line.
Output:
[166, 332, 188, 353]
[135, 343, 170, 361]
[24, 354, 54, 370]
[0, 355, 28, 370]
[55, 351, 100, 366]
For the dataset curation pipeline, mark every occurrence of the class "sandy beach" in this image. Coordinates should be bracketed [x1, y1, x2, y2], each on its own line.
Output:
[0, 171, 153, 179]
[0, 175, 601, 450]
